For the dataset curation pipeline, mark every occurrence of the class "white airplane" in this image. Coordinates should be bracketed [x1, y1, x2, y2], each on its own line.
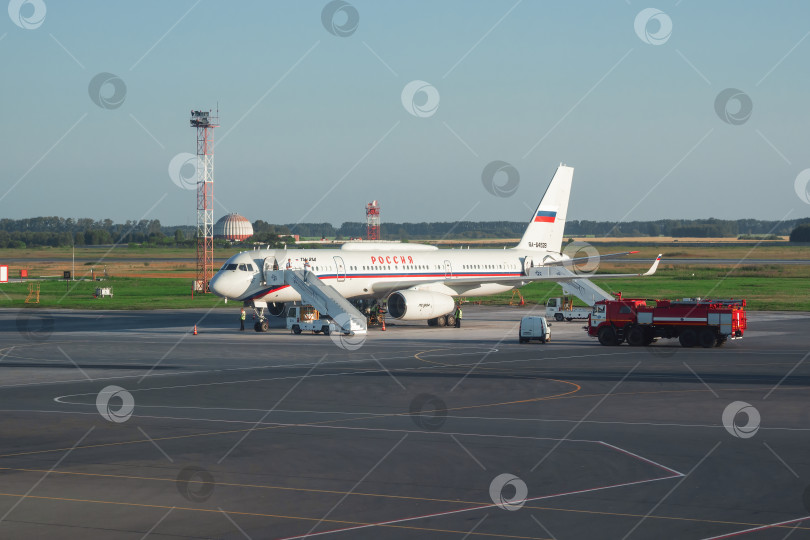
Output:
[209, 164, 661, 330]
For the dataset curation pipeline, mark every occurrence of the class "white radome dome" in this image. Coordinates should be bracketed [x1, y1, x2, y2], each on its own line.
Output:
[214, 213, 253, 241]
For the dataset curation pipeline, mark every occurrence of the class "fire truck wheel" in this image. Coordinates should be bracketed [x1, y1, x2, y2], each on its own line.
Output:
[679, 329, 697, 348]
[598, 326, 618, 346]
[555, 313, 564, 322]
[626, 326, 645, 347]
[698, 329, 715, 348]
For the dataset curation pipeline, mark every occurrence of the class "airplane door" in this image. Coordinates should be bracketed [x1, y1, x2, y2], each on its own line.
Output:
[334, 256, 346, 282]
[444, 260, 453, 278]
[261, 256, 275, 285]
[523, 256, 534, 276]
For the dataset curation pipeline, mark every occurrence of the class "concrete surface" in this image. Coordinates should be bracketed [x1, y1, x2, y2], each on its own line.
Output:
[0, 306, 809, 539]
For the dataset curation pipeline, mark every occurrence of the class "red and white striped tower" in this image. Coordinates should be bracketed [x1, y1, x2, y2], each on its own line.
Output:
[366, 200, 380, 241]
[191, 109, 219, 293]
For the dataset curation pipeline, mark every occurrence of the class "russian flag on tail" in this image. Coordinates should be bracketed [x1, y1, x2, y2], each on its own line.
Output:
[534, 210, 557, 223]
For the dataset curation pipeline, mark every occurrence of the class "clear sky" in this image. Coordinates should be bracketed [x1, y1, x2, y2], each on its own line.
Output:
[2, 1, 809, 227]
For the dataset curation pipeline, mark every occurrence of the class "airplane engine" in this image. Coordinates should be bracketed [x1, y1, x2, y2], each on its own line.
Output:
[387, 290, 455, 321]
[267, 302, 286, 317]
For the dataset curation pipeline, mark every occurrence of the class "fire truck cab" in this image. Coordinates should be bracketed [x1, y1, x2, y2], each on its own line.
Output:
[588, 295, 747, 348]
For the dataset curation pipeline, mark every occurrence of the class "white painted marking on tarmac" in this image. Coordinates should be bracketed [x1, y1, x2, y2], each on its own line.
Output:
[742, 331, 790, 337]
[701, 515, 810, 539]
[8, 347, 502, 391]
[5, 340, 803, 392]
[279, 474, 682, 540]
[18, 407, 810, 434]
[0, 407, 686, 471]
[53, 349, 610, 402]
[598, 441, 684, 476]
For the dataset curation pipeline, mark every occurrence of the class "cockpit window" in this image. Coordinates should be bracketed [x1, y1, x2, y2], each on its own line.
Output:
[225, 264, 238, 270]
[247, 264, 255, 272]
[238, 264, 247, 271]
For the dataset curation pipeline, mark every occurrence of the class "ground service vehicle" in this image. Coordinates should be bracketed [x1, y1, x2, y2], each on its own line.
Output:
[546, 297, 591, 321]
[519, 316, 552, 343]
[588, 296, 746, 348]
[287, 305, 341, 335]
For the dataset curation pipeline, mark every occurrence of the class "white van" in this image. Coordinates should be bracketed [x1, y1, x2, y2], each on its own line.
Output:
[519, 316, 552, 344]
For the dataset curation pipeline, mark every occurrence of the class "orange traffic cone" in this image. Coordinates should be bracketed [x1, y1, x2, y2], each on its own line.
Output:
[381, 318, 386, 331]
[193, 325, 198, 335]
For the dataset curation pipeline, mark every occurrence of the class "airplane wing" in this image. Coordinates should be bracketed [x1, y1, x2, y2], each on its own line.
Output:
[531, 253, 661, 280]
[370, 255, 661, 295]
[438, 253, 661, 287]
[541, 250, 640, 266]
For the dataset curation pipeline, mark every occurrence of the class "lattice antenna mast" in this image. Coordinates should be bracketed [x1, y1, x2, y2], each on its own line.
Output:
[191, 108, 219, 293]
[366, 200, 380, 241]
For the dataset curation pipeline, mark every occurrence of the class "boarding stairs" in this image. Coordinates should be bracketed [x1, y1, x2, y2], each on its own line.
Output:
[527, 266, 613, 306]
[267, 269, 367, 334]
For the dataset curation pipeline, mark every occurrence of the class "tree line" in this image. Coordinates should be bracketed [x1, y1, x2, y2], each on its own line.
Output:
[1, 216, 808, 248]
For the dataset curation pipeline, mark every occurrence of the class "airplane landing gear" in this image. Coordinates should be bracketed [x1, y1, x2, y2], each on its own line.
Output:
[427, 312, 457, 327]
[251, 305, 269, 332]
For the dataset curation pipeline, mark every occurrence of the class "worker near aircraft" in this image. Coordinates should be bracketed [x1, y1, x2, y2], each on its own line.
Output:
[240, 308, 246, 331]
[454, 304, 462, 328]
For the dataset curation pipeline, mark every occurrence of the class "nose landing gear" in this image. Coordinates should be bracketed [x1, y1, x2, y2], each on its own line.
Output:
[250, 305, 269, 332]
[254, 319, 269, 332]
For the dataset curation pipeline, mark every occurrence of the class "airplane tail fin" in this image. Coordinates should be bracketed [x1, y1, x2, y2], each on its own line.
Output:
[515, 164, 573, 254]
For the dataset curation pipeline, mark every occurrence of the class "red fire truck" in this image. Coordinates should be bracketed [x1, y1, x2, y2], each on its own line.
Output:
[587, 295, 747, 348]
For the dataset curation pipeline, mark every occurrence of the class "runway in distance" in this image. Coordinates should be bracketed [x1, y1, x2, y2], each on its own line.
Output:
[209, 164, 661, 327]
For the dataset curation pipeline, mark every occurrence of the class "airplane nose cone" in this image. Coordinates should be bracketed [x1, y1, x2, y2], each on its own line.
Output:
[209, 271, 249, 299]
[209, 273, 227, 298]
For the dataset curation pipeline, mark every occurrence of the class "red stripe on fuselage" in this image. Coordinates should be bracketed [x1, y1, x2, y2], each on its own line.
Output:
[245, 272, 523, 301]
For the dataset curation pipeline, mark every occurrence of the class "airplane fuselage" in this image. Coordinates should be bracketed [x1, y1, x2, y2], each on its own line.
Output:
[212, 246, 562, 305]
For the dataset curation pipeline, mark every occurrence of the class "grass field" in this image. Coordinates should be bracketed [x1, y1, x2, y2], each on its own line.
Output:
[565, 244, 810, 261]
[0, 246, 808, 311]
[475, 262, 810, 311]
[2, 244, 809, 281]
[0, 278, 224, 310]
[1, 264, 807, 311]
[437, 243, 810, 260]
[469, 272, 810, 311]
[0, 246, 243, 259]
[430, 236, 794, 245]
